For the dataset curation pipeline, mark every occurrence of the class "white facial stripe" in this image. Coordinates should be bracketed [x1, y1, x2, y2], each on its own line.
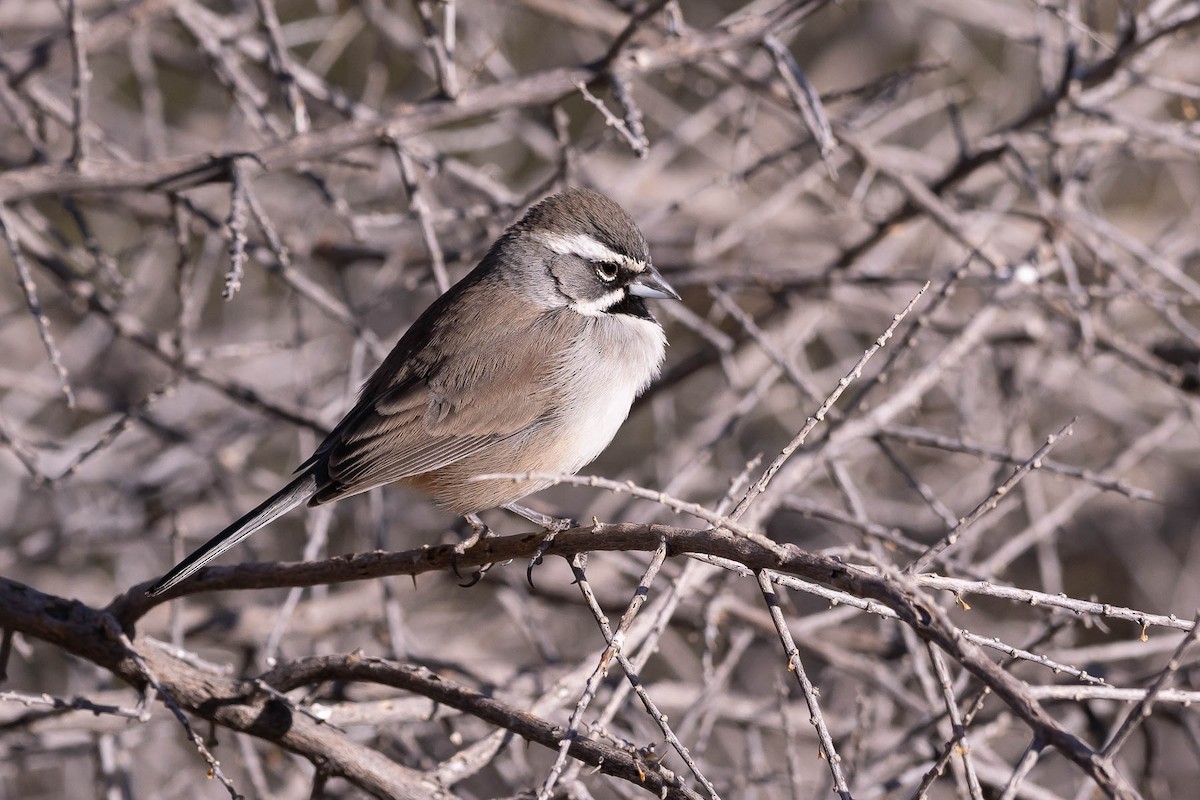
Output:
[540, 232, 646, 273]
[569, 288, 627, 316]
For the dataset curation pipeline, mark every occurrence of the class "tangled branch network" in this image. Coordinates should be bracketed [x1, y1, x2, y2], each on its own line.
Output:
[3, 1, 1200, 798]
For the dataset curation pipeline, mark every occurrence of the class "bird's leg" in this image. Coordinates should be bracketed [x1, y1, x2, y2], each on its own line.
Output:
[503, 503, 579, 588]
[503, 502, 576, 532]
[452, 513, 495, 586]
[456, 513, 492, 552]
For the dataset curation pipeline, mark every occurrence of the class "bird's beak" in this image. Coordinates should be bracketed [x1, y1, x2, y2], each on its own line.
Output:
[628, 264, 681, 301]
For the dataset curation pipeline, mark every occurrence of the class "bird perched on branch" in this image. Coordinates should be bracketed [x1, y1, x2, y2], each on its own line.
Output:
[148, 187, 679, 596]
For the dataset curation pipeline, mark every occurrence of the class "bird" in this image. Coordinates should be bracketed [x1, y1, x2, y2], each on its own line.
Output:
[147, 187, 680, 596]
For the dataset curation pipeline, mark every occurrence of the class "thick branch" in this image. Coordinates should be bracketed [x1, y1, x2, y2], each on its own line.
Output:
[98, 523, 1142, 796]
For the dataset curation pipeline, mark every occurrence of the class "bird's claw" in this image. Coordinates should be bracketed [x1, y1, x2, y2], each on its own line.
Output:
[453, 513, 494, 586]
[525, 526, 566, 589]
[526, 553, 544, 589]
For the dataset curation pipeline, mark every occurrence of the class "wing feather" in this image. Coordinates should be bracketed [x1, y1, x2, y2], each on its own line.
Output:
[307, 280, 572, 505]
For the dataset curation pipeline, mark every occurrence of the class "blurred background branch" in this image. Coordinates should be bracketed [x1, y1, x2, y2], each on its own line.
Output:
[2, 0, 1200, 797]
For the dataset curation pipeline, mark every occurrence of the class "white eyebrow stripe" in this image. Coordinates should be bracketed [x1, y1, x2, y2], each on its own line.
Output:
[569, 288, 627, 316]
[540, 232, 646, 272]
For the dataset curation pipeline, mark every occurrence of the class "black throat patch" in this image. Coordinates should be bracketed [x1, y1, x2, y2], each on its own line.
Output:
[608, 292, 652, 320]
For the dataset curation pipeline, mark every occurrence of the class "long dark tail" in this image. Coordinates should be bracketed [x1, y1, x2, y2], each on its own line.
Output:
[146, 471, 319, 596]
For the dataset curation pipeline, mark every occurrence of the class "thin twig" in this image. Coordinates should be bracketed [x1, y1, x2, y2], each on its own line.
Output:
[763, 34, 837, 177]
[879, 424, 1155, 502]
[608, 73, 650, 157]
[1100, 611, 1200, 757]
[566, 550, 722, 799]
[924, 643, 984, 799]
[104, 619, 242, 798]
[471, 469, 788, 558]
[0, 204, 75, 407]
[756, 570, 853, 799]
[54, 381, 176, 480]
[63, 0, 92, 167]
[391, 138, 451, 293]
[731, 282, 929, 520]
[575, 80, 650, 157]
[253, 0, 311, 134]
[996, 737, 1045, 800]
[411, 0, 459, 98]
[222, 157, 251, 300]
[907, 418, 1077, 574]
[0, 689, 150, 722]
[539, 540, 671, 799]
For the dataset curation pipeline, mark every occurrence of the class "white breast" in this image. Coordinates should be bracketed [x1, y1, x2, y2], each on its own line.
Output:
[549, 313, 667, 474]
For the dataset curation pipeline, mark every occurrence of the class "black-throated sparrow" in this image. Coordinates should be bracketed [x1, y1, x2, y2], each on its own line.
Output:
[147, 188, 679, 595]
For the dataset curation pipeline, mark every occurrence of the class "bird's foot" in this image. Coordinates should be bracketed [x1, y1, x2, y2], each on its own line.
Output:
[504, 504, 580, 589]
[456, 513, 492, 552]
[452, 513, 495, 587]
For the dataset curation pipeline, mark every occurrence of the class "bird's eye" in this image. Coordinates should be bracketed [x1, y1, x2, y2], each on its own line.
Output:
[595, 262, 619, 282]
